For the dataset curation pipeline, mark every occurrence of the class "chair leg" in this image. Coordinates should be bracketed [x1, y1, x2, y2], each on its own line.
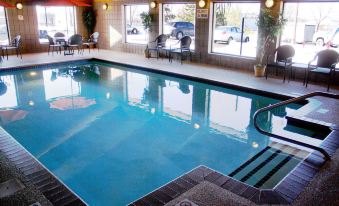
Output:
[283, 68, 286, 83]
[303, 68, 307, 85]
[305, 71, 310, 88]
[265, 66, 268, 79]
[48, 46, 50, 55]
[19, 48, 22, 59]
[6, 48, 8, 60]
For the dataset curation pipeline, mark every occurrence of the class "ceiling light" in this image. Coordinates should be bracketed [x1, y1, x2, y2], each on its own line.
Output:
[16, 2, 23, 10]
[103, 3, 108, 10]
[265, 0, 274, 8]
[150, 1, 157, 9]
[198, 0, 206, 8]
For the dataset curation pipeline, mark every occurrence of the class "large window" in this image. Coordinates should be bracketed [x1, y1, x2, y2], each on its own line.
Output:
[281, 2, 339, 64]
[36, 6, 76, 43]
[162, 3, 196, 50]
[124, 5, 149, 44]
[211, 3, 260, 57]
[0, 6, 9, 44]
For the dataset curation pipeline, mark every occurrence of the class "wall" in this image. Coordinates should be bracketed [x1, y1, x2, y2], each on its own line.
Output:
[93, 0, 260, 71]
[3, 0, 88, 54]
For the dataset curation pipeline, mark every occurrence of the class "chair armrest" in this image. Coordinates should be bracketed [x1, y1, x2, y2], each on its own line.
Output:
[308, 55, 317, 68]
[266, 54, 274, 65]
[331, 62, 338, 69]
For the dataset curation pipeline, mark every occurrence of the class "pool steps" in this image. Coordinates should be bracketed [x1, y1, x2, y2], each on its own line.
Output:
[230, 142, 309, 189]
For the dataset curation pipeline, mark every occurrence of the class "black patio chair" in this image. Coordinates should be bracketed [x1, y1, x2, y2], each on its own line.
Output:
[146, 34, 168, 59]
[265, 45, 295, 83]
[47, 35, 62, 55]
[54, 32, 66, 45]
[169, 36, 192, 64]
[66, 34, 83, 55]
[2, 35, 22, 60]
[306, 49, 339, 91]
[83, 32, 99, 53]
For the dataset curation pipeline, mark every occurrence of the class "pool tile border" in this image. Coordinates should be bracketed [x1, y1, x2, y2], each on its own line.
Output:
[0, 128, 87, 206]
[129, 127, 339, 205]
[0, 58, 337, 205]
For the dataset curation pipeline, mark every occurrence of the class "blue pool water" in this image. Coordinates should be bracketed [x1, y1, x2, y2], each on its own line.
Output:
[0, 61, 308, 205]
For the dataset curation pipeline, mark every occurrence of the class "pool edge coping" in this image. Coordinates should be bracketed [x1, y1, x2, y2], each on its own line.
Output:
[0, 58, 337, 205]
[129, 128, 338, 205]
[0, 127, 88, 206]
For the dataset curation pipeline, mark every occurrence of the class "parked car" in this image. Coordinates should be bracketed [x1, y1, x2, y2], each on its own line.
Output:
[313, 27, 339, 46]
[164, 21, 195, 39]
[126, 24, 141, 34]
[214, 26, 249, 44]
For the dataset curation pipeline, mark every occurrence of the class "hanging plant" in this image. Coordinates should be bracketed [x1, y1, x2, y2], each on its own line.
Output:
[82, 6, 97, 37]
[140, 12, 153, 32]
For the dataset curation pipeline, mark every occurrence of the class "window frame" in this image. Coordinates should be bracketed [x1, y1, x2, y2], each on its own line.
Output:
[36, 5, 76, 44]
[210, 1, 260, 59]
[123, 4, 149, 45]
[0, 6, 10, 45]
[161, 2, 197, 51]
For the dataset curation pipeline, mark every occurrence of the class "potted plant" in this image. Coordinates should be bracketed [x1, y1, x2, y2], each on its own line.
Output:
[254, 8, 286, 77]
[82, 6, 97, 38]
[140, 12, 153, 58]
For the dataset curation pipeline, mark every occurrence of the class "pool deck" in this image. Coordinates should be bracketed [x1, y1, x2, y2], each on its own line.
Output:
[0, 51, 338, 206]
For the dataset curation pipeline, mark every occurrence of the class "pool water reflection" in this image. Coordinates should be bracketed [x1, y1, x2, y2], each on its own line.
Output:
[0, 62, 303, 205]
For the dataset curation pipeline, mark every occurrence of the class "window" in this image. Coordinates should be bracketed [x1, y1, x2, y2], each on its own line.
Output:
[124, 5, 149, 44]
[281, 2, 339, 64]
[211, 3, 260, 57]
[0, 6, 9, 44]
[162, 3, 196, 50]
[36, 6, 76, 43]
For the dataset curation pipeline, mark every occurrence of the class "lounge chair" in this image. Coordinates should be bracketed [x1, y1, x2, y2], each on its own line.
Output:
[306, 49, 339, 91]
[2, 35, 22, 60]
[54, 32, 66, 45]
[146, 34, 168, 59]
[265, 45, 295, 83]
[83, 32, 99, 53]
[169, 36, 192, 64]
[66, 34, 83, 56]
[47, 35, 62, 55]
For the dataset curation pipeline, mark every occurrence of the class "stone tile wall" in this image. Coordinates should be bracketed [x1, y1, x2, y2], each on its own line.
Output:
[3, 0, 87, 54]
[92, 0, 269, 71]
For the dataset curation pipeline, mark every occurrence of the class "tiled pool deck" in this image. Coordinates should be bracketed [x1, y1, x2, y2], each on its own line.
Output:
[0, 51, 338, 206]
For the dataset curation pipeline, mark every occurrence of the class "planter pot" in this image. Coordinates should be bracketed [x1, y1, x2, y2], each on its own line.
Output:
[254, 65, 266, 77]
[144, 49, 150, 58]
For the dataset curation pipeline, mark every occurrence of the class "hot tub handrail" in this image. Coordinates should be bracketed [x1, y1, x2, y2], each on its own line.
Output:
[253, 91, 339, 161]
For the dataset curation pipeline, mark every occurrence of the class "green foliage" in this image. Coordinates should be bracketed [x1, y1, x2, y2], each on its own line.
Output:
[215, 3, 241, 27]
[177, 4, 195, 23]
[82, 7, 97, 37]
[164, 7, 176, 23]
[140, 12, 152, 32]
[257, 8, 286, 38]
[257, 9, 287, 65]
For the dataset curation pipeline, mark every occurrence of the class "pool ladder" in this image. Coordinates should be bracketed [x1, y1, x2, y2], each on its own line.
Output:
[253, 91, 339, 161]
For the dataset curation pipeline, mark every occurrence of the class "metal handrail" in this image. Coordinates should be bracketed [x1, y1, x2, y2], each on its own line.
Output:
[254, 91, 339, 160]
